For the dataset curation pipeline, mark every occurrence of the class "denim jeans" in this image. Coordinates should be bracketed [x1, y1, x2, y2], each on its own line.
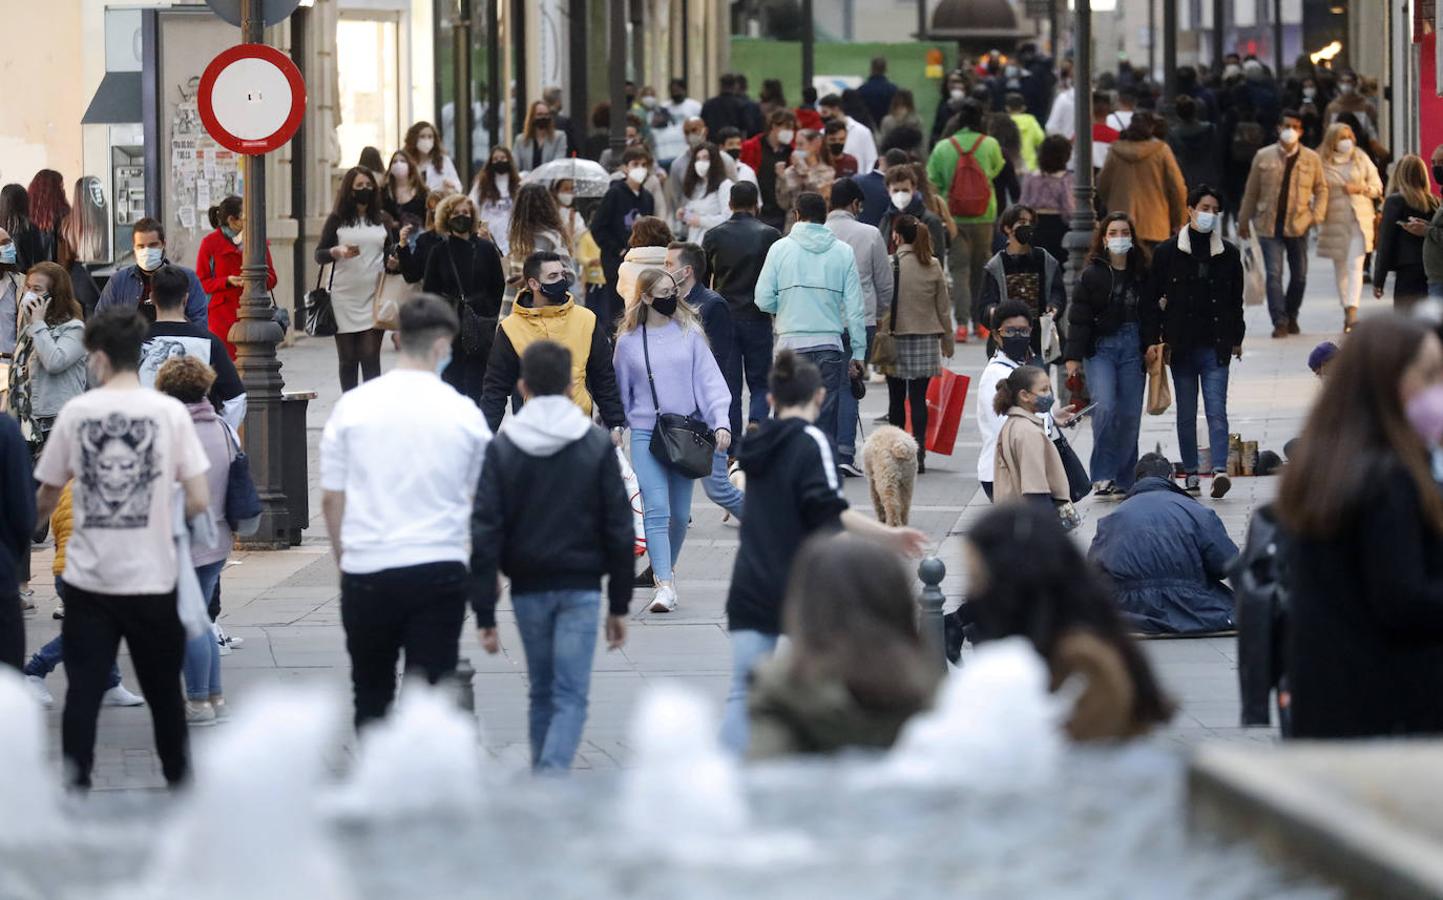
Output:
[1085, 323, 1145, 489]
[835, 326, 876, 463]
[726, 315, 775, 437]
[701, 449, 745, 519]
[23, 578, 121, 688]
[182, 560, 225, 701]
[720, 629, 781, 755]
[630, 429, 696, 583]
[799, 348, 847, 461]
[1258, 235, 1309, 326]
[1170, 346, 1230, 474]
[512, 590, 600, 772]
[1429, 282, 1443, 300]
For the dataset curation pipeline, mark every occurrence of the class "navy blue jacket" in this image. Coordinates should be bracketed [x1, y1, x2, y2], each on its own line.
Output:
[686, 281, 733, 371]
[96, 262, 209, 327]
[0, 415, 35, 598]
[1088, 476, 1237, 634]
[852, 171, 889, 228]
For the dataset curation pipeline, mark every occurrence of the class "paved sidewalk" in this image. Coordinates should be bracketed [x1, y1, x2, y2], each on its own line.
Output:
[21, 265, 1363, 787]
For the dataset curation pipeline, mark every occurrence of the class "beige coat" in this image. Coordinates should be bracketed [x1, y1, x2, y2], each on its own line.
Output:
[615, 245, 668, 309]
[1096, 139, 1188, 243]
[887, 247, 954, 354]
[1239, 143, 1328, 239]
[993, 407, 1070, 504]
[1315, 149, 1383, 260]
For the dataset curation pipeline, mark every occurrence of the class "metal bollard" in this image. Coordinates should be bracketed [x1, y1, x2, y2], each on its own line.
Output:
[917, 557, 947, 670]
[454, 656, 476, 713]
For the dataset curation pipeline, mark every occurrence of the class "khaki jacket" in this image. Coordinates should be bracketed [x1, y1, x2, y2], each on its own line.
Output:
[1096, 139, 1188, 243]
[993, 407, 1069, 503]
[1239, 143, 1328, 239]
[887, 248, 954, 354]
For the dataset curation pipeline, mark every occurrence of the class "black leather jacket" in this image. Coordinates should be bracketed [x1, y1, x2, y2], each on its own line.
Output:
[702, 212, 782, 321]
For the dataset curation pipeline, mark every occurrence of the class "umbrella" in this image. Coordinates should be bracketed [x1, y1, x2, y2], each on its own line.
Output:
[521, 158, 611, 198]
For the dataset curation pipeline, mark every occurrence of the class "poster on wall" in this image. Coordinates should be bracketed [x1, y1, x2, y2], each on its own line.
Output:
[170, 75, 243, 253]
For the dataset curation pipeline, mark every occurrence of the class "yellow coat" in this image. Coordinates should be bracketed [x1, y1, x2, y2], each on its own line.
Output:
[498, 292, 602, 417]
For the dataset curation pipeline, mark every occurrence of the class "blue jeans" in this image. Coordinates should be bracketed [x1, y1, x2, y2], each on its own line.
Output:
[1170, 346, 1230, 474]
[1429, 283, 1443, 300]
[720, 629, 781, 755]
[23, 579, 121, 688]
[630, 429, 696, 583]
[702, 449, 744, 519]
[835, 326, 876, 463]
[799, 348, 847, 461]
[726, 316, 775, 436]
[1258, 235, 1309, 326]
[512, 590, 600, 772]
[1085, 323, 1145, 489]
[182, 561, 225, 701]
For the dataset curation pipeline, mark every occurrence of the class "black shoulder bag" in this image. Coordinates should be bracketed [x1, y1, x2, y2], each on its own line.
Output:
[304, 263, 338, 337]
[641, 322, 715, 479]
[445, 241, 496, 356]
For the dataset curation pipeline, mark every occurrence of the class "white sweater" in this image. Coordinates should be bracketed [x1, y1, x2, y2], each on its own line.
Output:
[976, 352, 1056, 483]
[680, 179, 734, 244]
[319, 370, 492, 574]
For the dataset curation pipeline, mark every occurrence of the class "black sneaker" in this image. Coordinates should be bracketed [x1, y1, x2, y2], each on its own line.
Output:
[1211, 473, 1232, 499]
[1183, 474, 1201, 495]
[634, 565, 655, 588]
[838, 461, 864, 478]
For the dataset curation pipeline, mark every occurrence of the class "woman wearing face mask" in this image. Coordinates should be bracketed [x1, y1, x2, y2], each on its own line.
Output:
[1064, 213, 1150, 496]
[422, 194, 505, 404]
[1323, 72, 1378, 142]
[382, 151, 430, 235]
[469, 148, 520, 256]
[1276, 315, 1443, 738]
[775, 130, 836, 227]
[550, 178, 588, 256]
[7, 262, 86, 459]
[614, 216, 674, 318]
[1373, 154, 1438, 311]
[612, 268, 732, 614]
[315, 167, 396, 391]
[1315, 123, 1383, 332]
[677, 142, 734, 244]
[991, 364, 1071, 511]
[883, 215, 953, 474]
[506, 183, 574, 311]
[196, 195, 278, 361]
[403, 121, 462, 194]
[931, 73, 969, 146]
[514, 101, 569, 174]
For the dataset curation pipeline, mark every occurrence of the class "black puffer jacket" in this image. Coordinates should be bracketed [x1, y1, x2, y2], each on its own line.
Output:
[1064, 255, 1150, 362]
[1142, 228, 1245, 366]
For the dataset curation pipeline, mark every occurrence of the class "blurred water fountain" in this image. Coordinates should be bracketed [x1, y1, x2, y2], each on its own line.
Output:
[0, 668, 65, 845]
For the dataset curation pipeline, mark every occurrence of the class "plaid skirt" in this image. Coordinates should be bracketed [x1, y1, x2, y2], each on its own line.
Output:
[885, 333, 942, 380]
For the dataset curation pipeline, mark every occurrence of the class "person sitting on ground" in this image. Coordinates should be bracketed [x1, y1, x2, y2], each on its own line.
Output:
[1087, 452, 1239, 635]
[1308, 340, 1338, 379]
[963, 502, 1176, 742]
[747, 533, 942, 760]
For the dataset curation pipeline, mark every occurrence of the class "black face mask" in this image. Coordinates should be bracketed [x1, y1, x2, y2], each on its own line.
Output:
[353, 188, 375, 206]
[671, 93, 686, 104]
[827, 143, 846, 157]
[449, 215, 473, 234]
[539, 275, 571, 300]
[534, 116, 552, 128]
[724, 147, 741, 160]
[489, 160, 508, 174]
[649, 294, 678, 317]
[1000, 334, 1032, 361]
[1012, 224, 1035, 246]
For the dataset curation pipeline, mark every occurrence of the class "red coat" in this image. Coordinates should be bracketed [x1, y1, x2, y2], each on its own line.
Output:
[195, 228, 277, 360]
[794, 107, 823, 131]
[740, 134, 795, 175]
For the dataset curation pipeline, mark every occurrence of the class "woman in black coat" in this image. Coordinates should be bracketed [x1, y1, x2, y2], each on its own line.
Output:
[1373, 154, 1438, 309]
[422, 194, 506, 406]
[1276, 315, 1443, 739]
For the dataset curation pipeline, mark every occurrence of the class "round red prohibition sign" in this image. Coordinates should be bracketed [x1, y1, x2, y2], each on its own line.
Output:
[198, 43, 307, 155]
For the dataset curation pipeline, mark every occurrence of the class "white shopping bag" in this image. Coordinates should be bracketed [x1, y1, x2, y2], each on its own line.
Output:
[1242, 235, 1266, 307]
[615, 447, 646, 557]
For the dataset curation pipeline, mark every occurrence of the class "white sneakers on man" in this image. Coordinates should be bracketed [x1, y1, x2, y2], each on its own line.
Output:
[649, 584, 678, 613]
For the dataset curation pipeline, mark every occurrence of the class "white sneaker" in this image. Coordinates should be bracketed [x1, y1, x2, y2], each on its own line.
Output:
[215, 625, 243, 649]
[103, 684, 145, 707]
[186, 701, 217, 726]
[26, 675, 54, 709]
[210, 698, 230, 722]
[648, 585, 677, 613]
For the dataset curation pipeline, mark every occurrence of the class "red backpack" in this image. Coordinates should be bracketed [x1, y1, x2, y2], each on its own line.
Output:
[946, 134, 992, 218]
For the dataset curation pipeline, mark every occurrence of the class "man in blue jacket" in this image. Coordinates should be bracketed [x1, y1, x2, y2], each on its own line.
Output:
[1088, 452, 1238, 635]
[96, 217, 209, 327]
[754, 191, 865, 452]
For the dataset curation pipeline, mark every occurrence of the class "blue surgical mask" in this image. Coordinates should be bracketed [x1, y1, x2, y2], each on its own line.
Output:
[139, 247, 165, 271]
[1106, 237, 1133, 256]
[434, 349, 453, 377]
[0, 244, 14, 266]
[1193, 211, 1217, 234]
[221, 224, 239, 240]
[1032, 393, 1055, 414]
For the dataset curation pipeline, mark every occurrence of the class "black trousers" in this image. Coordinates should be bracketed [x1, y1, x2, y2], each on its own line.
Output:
[61, 583, 188, 789]
[887, 376, 931, 459]
[340, 561, 468, 730]
[0, 589, 23, 671]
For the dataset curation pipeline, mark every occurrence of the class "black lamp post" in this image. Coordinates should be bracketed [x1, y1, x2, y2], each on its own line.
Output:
[1062, 0, 1095, 295]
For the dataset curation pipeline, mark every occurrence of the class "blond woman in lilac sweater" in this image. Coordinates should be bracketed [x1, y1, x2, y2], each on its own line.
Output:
[613, 267, 733, 613]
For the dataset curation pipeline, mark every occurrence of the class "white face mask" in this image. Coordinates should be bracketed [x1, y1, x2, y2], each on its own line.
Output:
[1106, 236, 1133, 255]
[1193, 211, 1218, 234]
[138, 246, 164, 271]
[1336, 139, 1355, 155]
[641, 95, 657, 108]
[1303, 87, 1317, 100]
[890, 190, 912, 210]
[693, 159, 711, 178]
[627, 166, 649, 185]
[685, 132, 704, 148]
[417, 137, 435, 154]
[557, 191, 574, 207]
[390, 160, 409, 177]
[950, 88, 966, 102]
[1280, 128, 1300, 146]
[1339, 82, 1355, 95]
[776, 128, 795, 145]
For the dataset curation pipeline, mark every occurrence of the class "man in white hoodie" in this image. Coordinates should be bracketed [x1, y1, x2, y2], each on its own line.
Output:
[320, 295, 492, 730]
[471, 340, 633, 772]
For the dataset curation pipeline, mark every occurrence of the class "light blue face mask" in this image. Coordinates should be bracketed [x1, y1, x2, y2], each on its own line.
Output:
[0, 244, 15, 266]
[1193, 211, 1218, 234]
[434, 349, 453, 377]
[139, 247, 165, 271]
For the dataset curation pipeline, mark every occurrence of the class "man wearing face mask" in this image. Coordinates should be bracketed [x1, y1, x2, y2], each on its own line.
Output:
[715, 128, 759, 187]
[96, 218, 209, 327]
[480, 251, 626, 438]
[934, 73, 971, 145]
[739, 110, 798, 231]
[817, 94, 877, 176]
[1145, 185, 1246, 499]
[1239, 110, 1327, 338]
[1422, 145, 1443, 300]
[877, 163, 946, 256]
[823, 120, 859, 178]
[1323, 72, 1378, 140]
[591, 146, 658, 327]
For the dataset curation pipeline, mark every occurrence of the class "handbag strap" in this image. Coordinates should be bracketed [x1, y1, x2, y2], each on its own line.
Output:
[889, 255, 901, 332]
[640, 321, 662, 417]
[445, 239, 477, 304]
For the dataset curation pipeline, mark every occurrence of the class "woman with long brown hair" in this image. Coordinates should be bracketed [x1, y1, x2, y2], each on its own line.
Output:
[403, 120, 462, 194]
[1374, 153, 1439, 310]
[382, 149, 429, 234]
[1275, 315, 1443, 739]
[882, 214, 953, 473]
[314, 166, 394, 390]
[676, 141, 734, 243]
[7, 262, 86, 456]
[469, 146, 519, 256]
[513, 100, 569, 173]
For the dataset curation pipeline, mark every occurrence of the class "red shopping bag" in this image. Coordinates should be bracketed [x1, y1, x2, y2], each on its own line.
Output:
[905, 370, 970, 455]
